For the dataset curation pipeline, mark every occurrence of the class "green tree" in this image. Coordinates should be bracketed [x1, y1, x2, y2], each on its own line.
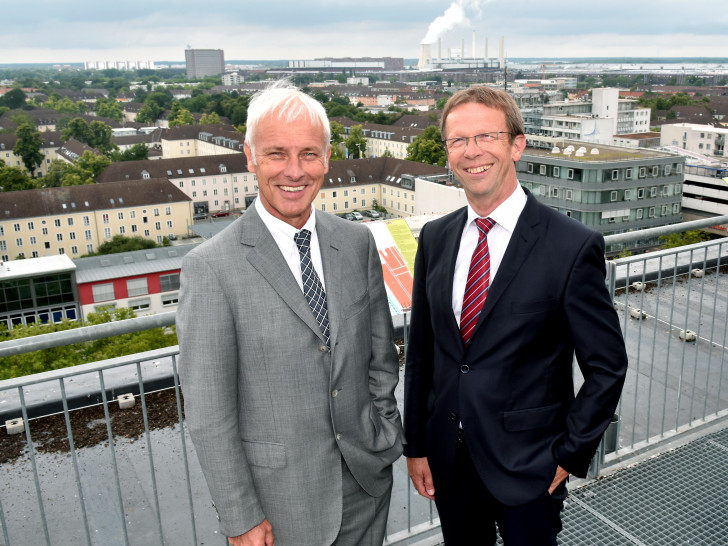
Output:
[13, 123, 44, 176]
[199, 111, 221, 124]
[406, 126, 446, 167]
[95, 97, 124, 122]
[135, 102, 164, 124]
[0, 160, 37, 191]
[0, 88, 27, 109]
[86, 234, 159, 256]
[109, 143, 149, 162]
[61, 118, 115, 154]
[659, 230, 711, 249]
[345, 125, 367, 158]
[44, 95, 87, 114]
[168, 101, 195, 127]
[44, 151, 111, 186]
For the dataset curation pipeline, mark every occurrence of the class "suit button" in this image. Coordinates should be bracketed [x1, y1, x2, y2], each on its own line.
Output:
[319, 345, 328, 353]
[331, 389, 339, 398]
[451, 412, 458, 420]
[460, 365, 469, 374]
[336, 433, 342, 441]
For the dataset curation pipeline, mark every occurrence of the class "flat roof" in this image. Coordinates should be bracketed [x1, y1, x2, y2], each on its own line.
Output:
[0, 255, 76, 281]
[523, 141, 678, 162]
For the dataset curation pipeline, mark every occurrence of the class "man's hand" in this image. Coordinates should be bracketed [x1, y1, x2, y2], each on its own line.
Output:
[228, 519, 274, 546]
[407, 457, 436, 500]
[548, 465, 569, 495]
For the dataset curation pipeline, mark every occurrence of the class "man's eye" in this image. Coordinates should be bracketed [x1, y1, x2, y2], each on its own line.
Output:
[302, 152, 320, 161]
[479, 133, 496, 142]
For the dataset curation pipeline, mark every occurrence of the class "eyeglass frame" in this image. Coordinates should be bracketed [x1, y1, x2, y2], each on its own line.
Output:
[441, 131, 514, 152]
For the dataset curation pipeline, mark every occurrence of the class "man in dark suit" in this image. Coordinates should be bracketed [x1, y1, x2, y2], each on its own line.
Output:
[178, 82, 403, 546]
[404, 86, 628, 545]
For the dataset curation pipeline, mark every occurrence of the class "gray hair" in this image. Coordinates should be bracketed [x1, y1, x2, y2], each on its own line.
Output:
[244, 79, 331, 164]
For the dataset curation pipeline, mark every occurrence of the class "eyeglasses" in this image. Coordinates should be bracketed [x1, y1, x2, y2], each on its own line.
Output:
[441, 131, 513, 152]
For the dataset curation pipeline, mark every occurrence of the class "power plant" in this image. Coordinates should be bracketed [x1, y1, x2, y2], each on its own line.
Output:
[417, 31, 504, 71]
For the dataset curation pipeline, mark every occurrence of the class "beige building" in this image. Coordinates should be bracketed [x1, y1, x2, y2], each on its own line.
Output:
[97, 153, 256, 215]
[331, 118, 425, 160]
[0, 131, 64, 178]
[314, 157, 447, 218]
[160, 125, 245, 158]
[0, 179, 192, 261]
[660, 123, 728, 162]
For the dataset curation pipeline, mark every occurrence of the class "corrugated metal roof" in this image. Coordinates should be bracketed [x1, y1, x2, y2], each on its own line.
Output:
[73, 244, 199, 284]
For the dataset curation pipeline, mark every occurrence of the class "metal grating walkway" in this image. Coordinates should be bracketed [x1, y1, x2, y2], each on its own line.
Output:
[546, 426, 728, 545]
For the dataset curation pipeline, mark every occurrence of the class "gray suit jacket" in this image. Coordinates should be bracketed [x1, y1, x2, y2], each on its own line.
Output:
[177, 205, 403, 544]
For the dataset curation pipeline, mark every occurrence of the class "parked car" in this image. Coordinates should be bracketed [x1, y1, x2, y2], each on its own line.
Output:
[351, 212, 363, 221]
[211, 210, 231, 218]
[193, 212, 207, 220]
[344, 213, 355, 221]
[365, 210, 381, 218]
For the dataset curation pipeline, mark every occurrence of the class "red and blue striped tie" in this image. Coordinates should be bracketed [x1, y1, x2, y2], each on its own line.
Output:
[460, 217, 496, 346]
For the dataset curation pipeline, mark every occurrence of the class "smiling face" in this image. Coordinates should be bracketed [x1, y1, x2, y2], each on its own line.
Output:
[444, 102, 526, 217]
[245, 113, 331, 229]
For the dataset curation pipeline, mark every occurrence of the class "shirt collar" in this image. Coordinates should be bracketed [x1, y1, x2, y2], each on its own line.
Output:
[466, 182, 527, 234]
[255, 198, 317, 239]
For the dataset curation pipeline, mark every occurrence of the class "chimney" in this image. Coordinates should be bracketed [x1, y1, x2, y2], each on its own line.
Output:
[472, 31, 476, 60]
[418, 43, 433, 69]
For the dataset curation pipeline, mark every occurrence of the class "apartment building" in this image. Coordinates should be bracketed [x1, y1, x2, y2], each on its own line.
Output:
[0, 131, 63, 177]
[314, 157, 447, 218]
[0, 179, 192, 262]
[522, 88, 652, 145]
[160, 125, 244, 158]
[332, 118, 424, 160]
[516, 142, 685, 253]
[660, 123, 728, 162]
[97, 153, 255, 216]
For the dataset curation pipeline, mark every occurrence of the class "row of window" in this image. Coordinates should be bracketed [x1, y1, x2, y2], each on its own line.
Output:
[526, 163, 682, 181]
[529, 183, 682, 202]
[91, 273, 180, 303]
[320, 199, 368, 212]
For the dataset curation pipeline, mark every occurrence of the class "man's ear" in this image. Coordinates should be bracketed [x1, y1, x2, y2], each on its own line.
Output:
[244, 143, 256, 171]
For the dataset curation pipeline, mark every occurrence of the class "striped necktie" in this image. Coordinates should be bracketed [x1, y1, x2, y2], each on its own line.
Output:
[460, 217, 496, 346]
[294, 229, 330, 347]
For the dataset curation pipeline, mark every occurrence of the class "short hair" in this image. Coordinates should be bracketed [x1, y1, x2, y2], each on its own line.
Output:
[244, 79, 331, 164]
[441, 86, 524, 144]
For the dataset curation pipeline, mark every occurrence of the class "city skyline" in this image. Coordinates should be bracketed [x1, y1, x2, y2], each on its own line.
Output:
[2, 0, 728, 65]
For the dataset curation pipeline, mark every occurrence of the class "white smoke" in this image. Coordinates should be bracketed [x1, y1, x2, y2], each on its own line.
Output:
[421, 0, 492, 44]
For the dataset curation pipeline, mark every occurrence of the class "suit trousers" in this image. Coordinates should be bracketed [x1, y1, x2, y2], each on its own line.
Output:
[434, 431, 566, 546]
[332, 457, 393, 546]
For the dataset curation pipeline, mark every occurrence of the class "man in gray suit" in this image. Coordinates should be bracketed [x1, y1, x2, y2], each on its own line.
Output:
[177, 81, 404, 546]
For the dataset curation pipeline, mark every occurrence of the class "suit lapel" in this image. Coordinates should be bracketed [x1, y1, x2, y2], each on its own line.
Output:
[242, 207, 327, 343]
[473, 193, 542, 333]
[440, 209, 468, 343]
[315, 211, 343, 349]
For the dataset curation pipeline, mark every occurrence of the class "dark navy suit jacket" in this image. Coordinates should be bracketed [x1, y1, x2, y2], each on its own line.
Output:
[403, 190, 628, 506]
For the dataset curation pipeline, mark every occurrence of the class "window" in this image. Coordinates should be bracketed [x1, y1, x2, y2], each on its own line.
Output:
[154, 208, 160, 216]
[58, 248, 65, 255]
[131, 225, 138, 233]
[129, 298, 151, 311]
[551, 187, 559, 198]
[166, 220, 173, 229]
[636, 209, 643, 219]
[83, 216, 90, 226]
[0, 241, 6, 251]
[637, 188, 645, 199]
[127, 278, 149, 297]
[67, 217, 74, 226]
[624, 189, 632, 199]
[664, 165, 671, 176]
[130, 211, 136, 219]
[42, 227, 48, 235]
[155, 222, 161, 230]
[650, 187, 657, 198]
[13, 223, 21, 232]
[651, 166, 659, 177]
[332, 191, 337, 198]
[144, 230, 150, 237]
[661, 205, 668, 215]
[15, 238, 23, 247]
[539, 165, 546, 175]
[527, 163, 534, 173]
[119, 226, 126, 234]
[611, 170, 619, 181]
[648, 207, 655, 218]
[71, 246, 78, 254]
[104, 228, 111, 238]
[160, 274, 180, 293]
[87, 244, 94, 253]
[56, 233, 63, 241]
[344, 201, 349, 209]
[27, 221, 34, 230]
[165, 207, 171, 215]
[639, 167, 646, 178]
[553, 166, 560, 177]
[565, 189, 572, 201]
[30, 236, 37, 245]
[567, 169, 574, 180]
[85, 230, 92, 241]
[102, 214, 109, 224]
[333, 203, 338, 211]
[162, 293, 179, 306]
[118, 212, 124, 220]
[321, 204, 326, 211]
[673, 203, 680, 213]
[92, 283, 115, 303]
[610, 191, 618, 202]
[625, 168, 632, 180]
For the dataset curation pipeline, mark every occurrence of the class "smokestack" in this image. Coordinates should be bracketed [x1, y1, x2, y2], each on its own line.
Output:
[484, 37, 488, 59]
[499, 36, 505, 66]
[438, 37, 442, 60]
[418, 43, 433, 69]
[472, 30, 476, 59]
[461, 39, 465, 60]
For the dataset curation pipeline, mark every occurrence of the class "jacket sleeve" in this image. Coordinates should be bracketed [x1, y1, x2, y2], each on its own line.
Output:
[555, 232, 628, 477]
[403, 222, 436, 457]
[177, 252, 265, 537]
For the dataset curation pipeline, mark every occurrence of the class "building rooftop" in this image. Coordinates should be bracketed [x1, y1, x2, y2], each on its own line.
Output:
[74, 245, 198, 284]
[523, 141, 679, 162]
[0, 254, 76, 281]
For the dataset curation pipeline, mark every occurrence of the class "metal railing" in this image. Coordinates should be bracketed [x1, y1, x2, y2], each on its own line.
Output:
[2, 215, 728, 544]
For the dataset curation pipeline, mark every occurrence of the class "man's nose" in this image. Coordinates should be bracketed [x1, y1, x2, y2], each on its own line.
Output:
[283, 156, 304, 178]
[463, 137, 481, 157]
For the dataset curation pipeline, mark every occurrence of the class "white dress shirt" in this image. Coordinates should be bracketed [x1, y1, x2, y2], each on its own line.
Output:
[255, 198, 326, 291]
[452, 184, 527, 326]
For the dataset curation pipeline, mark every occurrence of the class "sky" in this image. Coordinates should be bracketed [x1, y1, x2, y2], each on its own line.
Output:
[2, 0, 728, 65]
